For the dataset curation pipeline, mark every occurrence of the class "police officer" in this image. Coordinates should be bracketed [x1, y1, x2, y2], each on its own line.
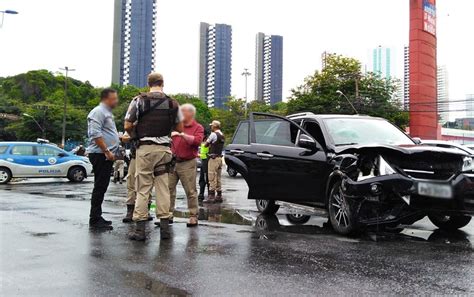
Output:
[124, 73, 183, 241]
[203, 120, 225, 203]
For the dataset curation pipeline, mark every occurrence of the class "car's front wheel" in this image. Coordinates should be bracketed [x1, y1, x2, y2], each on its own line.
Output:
[328, 180, 359, 235]
[0, 167, 12, 184]
[428, 214, 472, 230]
[67, 166, 86, 183]
[255, 199, 280, 215]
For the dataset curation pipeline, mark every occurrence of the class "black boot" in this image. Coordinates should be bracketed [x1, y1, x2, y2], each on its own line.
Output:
[128, 220, 146, 241]
[147, 203, 153, 221]
[198, 192, 205, 201]
[160, 218, 171, 240]
[122, 204, 134, 223]
[203, 190, 215, 203]
[90, 218, 113, 230]
[215, 191, 223, 203]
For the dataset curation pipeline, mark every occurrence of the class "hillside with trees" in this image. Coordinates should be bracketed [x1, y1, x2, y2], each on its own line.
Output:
[0, 54, 407, 146]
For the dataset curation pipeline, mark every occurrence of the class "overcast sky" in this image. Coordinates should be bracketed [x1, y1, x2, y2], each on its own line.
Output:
[0, 0, 473, 111]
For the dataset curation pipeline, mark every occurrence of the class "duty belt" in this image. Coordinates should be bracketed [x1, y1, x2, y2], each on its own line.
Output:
[138, 140, 170, 147]
[208, 154, 222, 159]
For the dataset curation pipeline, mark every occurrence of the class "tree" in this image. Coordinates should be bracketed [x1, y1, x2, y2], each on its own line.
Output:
[288, 54, 408, 128]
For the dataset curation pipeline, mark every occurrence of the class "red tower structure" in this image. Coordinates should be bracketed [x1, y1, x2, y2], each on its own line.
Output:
[409, 0, 439, 139]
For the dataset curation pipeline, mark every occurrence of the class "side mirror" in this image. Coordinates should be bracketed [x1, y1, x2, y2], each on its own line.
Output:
[58, 152, 67, 158]
[412, 137, 422, 145]
[298, 134, 318, 151]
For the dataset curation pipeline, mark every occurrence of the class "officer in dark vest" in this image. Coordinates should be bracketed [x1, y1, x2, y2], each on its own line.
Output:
[203, 120, 225, 203]
[124, 72, 183, 241]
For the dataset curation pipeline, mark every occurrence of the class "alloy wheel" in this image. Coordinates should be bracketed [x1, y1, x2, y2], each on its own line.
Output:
[0, 170, 9, 183]
[331, 188, 350, 228]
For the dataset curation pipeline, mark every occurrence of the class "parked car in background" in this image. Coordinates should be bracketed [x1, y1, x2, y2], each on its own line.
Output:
[0, 140, 92, 184]
[225, 112, 474, 236]
[422, 140, 474, 157]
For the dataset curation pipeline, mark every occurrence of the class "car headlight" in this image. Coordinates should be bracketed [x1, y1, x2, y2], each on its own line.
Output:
[462, 157, 474, 172]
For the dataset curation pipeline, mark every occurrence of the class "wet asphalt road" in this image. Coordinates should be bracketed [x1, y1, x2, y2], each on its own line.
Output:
[1, 173, 474, 296]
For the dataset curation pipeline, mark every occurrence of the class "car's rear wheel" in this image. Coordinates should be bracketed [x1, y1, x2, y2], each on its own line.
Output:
[0, 167, 12, 184]
[328, 180, 359, 235]
[67, 166, 86, 183]
[428, 214, 472, 230]
[255, 199, 280, 215]
[286, 214, 311, 225]
[227, 167, 238, 177]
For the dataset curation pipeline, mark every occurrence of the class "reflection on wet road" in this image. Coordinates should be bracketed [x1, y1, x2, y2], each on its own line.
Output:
[1, 175, 473, 295]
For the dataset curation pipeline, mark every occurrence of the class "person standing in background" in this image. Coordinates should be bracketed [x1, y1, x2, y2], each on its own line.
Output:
[87, 88, 120, 230]
[203, 120, 225, 204]
[167, 104, 204, 227]
[198, 131, 210, 201]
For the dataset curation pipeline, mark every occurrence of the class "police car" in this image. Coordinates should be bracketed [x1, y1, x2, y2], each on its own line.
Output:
[0, 140, 93, 184]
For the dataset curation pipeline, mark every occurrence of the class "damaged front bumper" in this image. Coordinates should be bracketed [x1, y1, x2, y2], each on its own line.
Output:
[343, 173, 474, 215]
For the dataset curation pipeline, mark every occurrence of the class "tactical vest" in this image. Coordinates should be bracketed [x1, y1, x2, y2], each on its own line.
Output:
[135, 92, 178, 139]
[209, 131, 225, 155]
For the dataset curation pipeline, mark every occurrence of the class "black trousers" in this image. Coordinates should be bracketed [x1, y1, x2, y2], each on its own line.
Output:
[89, 153, 114, 223]
[199, 158, 209, 195]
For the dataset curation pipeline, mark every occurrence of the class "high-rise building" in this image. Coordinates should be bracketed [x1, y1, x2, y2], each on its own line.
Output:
[466, 94, 474, 119]
[254, 33, 283, 105]
[198, 22, 232, 109]
[111, 0, 157, 88]
[371, 46, 392, 79]
[437, 65, 449, 123]
[403, 46, 410, 110]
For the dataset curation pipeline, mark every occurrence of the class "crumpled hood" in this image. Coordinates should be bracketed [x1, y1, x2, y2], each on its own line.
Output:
[335, 143, 469, 158]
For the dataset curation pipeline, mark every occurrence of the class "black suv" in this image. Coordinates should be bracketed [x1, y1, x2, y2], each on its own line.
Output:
[225, 112, 474, 235]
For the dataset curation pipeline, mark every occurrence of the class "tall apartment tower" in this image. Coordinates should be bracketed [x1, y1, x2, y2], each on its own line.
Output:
[198, 22, 232, 109]
[437, 65, 449, 123]
[112, 0, 157, 88]
[403, 46, 410, 110]
[255, 33, 283, 105]
[371, 46, 392, 79]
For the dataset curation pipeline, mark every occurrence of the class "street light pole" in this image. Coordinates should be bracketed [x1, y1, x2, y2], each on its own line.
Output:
[241, 68, 251, 101]
[241, 68, 251, 116]
[0, 10, 18, 28]
[59, 66, 76, 148]
[336, 90, 358, 114]
[23, 113, 45, 139]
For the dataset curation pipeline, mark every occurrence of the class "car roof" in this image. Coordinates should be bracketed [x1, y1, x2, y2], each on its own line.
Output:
[0, 141, 57, 146]
[287, 112, 383, 121]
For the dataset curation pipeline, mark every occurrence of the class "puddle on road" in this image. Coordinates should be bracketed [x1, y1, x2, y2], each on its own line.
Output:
[122, 270, 189, 296]
[172, 205, 253, 226]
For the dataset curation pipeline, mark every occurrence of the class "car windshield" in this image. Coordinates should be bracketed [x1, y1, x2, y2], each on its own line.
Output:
[324, 118, 414, 147]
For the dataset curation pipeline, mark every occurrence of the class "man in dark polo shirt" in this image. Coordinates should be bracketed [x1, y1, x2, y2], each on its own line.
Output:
[168, 103, 204, 227]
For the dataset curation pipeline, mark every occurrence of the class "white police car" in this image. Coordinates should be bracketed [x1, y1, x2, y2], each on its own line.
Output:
[0, 140, 93, 184]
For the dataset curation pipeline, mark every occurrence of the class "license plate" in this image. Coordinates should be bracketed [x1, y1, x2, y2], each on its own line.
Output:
[417, 182, 453, 199]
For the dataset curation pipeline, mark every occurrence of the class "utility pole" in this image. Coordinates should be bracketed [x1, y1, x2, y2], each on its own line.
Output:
[59, 66, 75, 148]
